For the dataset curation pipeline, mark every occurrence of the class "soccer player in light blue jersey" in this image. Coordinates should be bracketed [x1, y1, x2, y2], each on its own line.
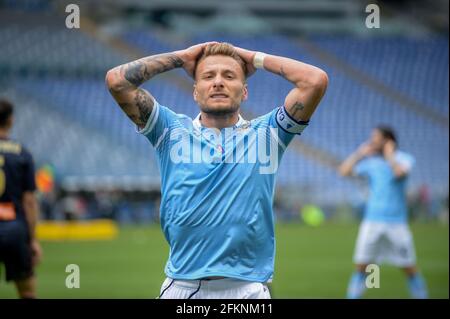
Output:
[339, 126, 428, 299]
[106, 42, 328, 298]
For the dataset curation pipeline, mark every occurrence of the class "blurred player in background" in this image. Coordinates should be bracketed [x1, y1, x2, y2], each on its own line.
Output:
[339, 126, 428, 299]
[106, 42, 328, 298]
[0, 100, 41, 298]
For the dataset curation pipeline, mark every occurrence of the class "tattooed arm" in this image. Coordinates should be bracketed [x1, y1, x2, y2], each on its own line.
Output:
[234, 48, 328, 122]
[275, 57, 328, 122]
[105, 53, 183, 128]
[105, 42, 216, 128]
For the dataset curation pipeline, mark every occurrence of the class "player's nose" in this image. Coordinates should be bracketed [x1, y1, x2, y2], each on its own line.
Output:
[213, 75, 224, 87]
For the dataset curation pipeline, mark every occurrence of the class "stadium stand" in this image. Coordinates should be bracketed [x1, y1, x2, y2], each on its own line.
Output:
[0, 12, 447, 208]
[2, 86, 160, 191]
[119, 30, 449, 198]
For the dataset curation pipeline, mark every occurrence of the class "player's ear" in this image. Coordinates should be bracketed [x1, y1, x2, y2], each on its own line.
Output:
[193, 83, 198, 102]
[241, 83, 248, 102]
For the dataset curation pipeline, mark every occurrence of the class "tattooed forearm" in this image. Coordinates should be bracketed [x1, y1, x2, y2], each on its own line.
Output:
[123, 53, 184, 87]
[287, 102, 305, 118]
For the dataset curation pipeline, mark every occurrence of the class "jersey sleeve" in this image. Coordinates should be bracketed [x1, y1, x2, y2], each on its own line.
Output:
[136, 97, 177, 147]
[22, 148, 37, 192]
[395, 152, 415, 173]
[266, 105, 310, 148]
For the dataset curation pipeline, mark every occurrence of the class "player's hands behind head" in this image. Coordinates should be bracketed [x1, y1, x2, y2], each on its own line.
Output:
[174, 42, 218, 78]
[357, 142, 376, 158]
[233, 46, 257, 77]
[175, 43, 258, 79]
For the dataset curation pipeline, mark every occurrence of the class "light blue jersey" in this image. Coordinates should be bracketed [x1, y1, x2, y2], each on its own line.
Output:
[354, 151, 415, 223]
[138, 99, 307, 282]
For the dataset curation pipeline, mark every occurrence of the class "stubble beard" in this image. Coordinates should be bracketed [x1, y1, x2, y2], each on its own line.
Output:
[199, 102, 240, 116]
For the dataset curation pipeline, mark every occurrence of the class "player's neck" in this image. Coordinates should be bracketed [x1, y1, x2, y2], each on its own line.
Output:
[200, 111, 240, 130]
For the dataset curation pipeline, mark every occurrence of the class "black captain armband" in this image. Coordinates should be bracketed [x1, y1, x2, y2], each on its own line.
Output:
[275, 106, 309, 134]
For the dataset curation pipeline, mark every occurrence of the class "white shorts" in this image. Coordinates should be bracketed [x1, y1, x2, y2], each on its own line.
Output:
[353, 221, 417, 267]
[158, 277, 271, 299]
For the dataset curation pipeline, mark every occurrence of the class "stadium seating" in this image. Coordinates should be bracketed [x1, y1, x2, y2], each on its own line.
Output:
[0, 24, 127, 75]
[312, 36, 449, 116]
[120, 30, 449, 197]
[2, 86, 160, 190]
[0, 22, 447, 205]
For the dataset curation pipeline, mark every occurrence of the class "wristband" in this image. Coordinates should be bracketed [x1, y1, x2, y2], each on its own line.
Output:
[253, 52, 267, 69]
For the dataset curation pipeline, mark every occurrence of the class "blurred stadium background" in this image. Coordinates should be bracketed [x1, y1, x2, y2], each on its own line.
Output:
[0, 0, 448, 298]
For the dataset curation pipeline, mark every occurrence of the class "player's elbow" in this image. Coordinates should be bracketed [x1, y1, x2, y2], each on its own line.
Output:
[311, 69, 328, 93]
[105, 68, 124, 94]
[338, 165, 351, 177]
[297, 68, 328, 96]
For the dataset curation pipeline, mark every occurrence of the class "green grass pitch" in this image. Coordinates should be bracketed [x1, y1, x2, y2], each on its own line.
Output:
[0, 222, 448, 298]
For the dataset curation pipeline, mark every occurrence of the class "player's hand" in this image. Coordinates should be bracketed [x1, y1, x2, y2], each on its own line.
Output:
[30, 239, 42, 267]
[174, 42, 218, 78]
[233, 46, 257, 77]
[383, 140, 396, 159]
[356, 142, 375, 158]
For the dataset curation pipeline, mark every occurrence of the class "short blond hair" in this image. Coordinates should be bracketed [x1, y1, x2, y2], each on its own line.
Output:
[194, 42, 248, 78]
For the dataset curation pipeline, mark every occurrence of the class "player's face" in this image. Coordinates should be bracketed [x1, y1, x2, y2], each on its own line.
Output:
[370, 129, 386, 152]
[193, 55, 248, 115]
